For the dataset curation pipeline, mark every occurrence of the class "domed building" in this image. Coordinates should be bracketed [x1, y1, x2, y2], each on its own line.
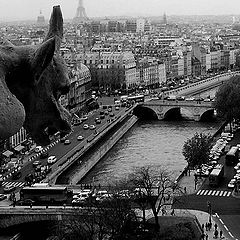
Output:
[37, 10, 45, 25]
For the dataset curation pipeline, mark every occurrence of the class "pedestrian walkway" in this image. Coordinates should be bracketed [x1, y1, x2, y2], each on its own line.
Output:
[196, 189, 232, 197]
[1, 181, 25, 188]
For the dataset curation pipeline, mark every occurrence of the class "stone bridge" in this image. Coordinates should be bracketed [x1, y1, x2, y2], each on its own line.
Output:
[136, 99, 214, 121]
[0, 207, 90, 229]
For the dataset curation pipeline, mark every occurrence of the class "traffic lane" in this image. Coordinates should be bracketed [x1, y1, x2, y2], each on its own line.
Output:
[220, 215, 240, 239]
[1, 106, 125, 185]
[174, 194, 240, 215]
[18, 107, 124, 178]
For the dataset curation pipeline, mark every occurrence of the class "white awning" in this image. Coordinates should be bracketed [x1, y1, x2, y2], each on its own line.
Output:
[14, 145, 25, 152]
[2, 150, 13, 158]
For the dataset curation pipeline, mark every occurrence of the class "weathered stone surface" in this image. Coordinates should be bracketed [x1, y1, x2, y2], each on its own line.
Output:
[0, 5, 71, 145]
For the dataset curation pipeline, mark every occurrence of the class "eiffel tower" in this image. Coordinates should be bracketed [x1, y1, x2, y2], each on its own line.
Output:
[73, 0, 89, 23]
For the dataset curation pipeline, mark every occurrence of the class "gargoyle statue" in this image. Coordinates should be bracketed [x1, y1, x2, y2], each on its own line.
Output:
[0, 5, 71, 146]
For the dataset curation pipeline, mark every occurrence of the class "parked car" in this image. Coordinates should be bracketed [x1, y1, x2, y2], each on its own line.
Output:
[64, 139, 71, 145]
[73, 119, 82, 126]
[115, 106, 120, 110]
[18, 199, 35, 206]
[83, 124, 89, 130]
[4, 185, 16, 193]
[40, 152, 49, 159]
[35, 146, 43, 153]
[60, 137, 66, 143]
[95, 118, 101, 124]
[100, 115, 105, 119]
[47, 156, 57, 164]
[110, 113, 115, 117]
[32, 161, 41, 168]
[0, 194, 7, 201]
[77, 135, 84, 141]
[89, 125, 96, 130]
[228, 179, 236, 189]
[12, 171, 22, 180]
[81, 115, 88, 121]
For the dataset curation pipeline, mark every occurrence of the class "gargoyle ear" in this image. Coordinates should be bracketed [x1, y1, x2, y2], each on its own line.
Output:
[44, 5, 63, 53]
[31, 37, 55, 82]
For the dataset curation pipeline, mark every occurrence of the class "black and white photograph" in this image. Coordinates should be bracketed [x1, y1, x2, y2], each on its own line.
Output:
[0, 0, 240, 239]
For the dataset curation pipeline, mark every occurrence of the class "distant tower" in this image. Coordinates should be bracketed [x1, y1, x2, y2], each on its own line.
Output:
[37, 10, 45, 25]
[163, 12, 167, 24]
[73, 0, 89, 23]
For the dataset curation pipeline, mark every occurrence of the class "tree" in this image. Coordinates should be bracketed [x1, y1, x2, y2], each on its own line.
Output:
[128, 166, 183, 231]
[214, 76, 240, 129]
[182, 132, 213, 169]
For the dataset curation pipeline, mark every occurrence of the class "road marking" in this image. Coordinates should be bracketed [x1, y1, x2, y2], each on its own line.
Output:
[227, 192, 231, 197]
[207, 190, 213, 195]
[196, 190, 232, 197]
[223, 192, 228, 196]
[2, 181, 25, 188]
[215, 213, 236, 239]
[196, 190, 202, 195]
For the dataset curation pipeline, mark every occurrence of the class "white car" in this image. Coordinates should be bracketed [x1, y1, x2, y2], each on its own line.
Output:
[83, 124, 89, 130]
[47, 156, 57, 164]
[89, 124, 96, 130]
[77, 135, 84, 141]
[228, 179, 236, 189]
[35, 146, 43, 153]
[81, 116, 88, 121]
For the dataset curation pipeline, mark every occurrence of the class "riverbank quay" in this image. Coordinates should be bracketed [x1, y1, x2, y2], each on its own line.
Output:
[68, 115, 138, 185]
[174, 122, 240, 240]
[47, 104, 138, 185]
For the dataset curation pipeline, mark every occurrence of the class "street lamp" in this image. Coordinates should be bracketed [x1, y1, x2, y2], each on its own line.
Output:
[207, 201, 212, 223]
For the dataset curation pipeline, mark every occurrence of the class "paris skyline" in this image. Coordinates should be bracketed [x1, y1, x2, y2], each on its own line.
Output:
[0, 0, 240, 21]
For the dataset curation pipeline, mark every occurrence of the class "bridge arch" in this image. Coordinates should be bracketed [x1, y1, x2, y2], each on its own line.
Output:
[133, 105, 158, 120]
[164, 107, 182, 120]
[199, 109, 215, 121]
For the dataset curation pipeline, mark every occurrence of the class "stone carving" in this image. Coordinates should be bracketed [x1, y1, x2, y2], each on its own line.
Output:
[0, 6, 71, 145]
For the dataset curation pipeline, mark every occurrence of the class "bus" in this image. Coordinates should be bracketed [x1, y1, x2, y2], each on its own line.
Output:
[209, 164, 224, 187]
[127, 94, 145, 103]
[20, 186, 73, 204]
[226, 146, 239, 166]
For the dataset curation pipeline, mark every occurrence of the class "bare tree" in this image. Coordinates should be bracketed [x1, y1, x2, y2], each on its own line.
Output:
[128, 166, 183, 231]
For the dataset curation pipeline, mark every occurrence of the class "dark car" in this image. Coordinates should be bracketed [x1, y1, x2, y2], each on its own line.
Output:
[18, 199, 35, 206]
[0, 194, 7, 201]
[110, 113, 115, 117]
[40, 151, 49, 159]
[60, 137, 66, 143]
[96, 119, 101, 124]
[25, 173, 34, 183]
[12, 171, 22, 180]
[73, 119, 82, 126]
[100, 115, 105, 119]
[4, 185, 16, 193]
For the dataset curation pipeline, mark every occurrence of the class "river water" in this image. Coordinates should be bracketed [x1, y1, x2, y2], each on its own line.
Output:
[80, 120, 222, 186]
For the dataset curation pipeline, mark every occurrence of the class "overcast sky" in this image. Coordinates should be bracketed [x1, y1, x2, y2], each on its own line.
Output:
[0, 0, 240, 21]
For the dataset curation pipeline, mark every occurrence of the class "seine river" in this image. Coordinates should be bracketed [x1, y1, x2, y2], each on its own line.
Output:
[79, 119, 222, 186]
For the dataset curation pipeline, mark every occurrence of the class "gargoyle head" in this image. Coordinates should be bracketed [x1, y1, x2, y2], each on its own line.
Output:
[0, 6, 71, 146]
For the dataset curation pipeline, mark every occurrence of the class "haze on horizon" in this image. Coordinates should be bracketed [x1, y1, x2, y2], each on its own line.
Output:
[0, 0, 240, 21]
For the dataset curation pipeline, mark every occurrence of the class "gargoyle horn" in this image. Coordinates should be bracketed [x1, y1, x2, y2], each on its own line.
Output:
[44, 5, 63, 53]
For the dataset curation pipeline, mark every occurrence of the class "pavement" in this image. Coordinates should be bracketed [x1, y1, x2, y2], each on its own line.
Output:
[177, 170, 237, 240]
